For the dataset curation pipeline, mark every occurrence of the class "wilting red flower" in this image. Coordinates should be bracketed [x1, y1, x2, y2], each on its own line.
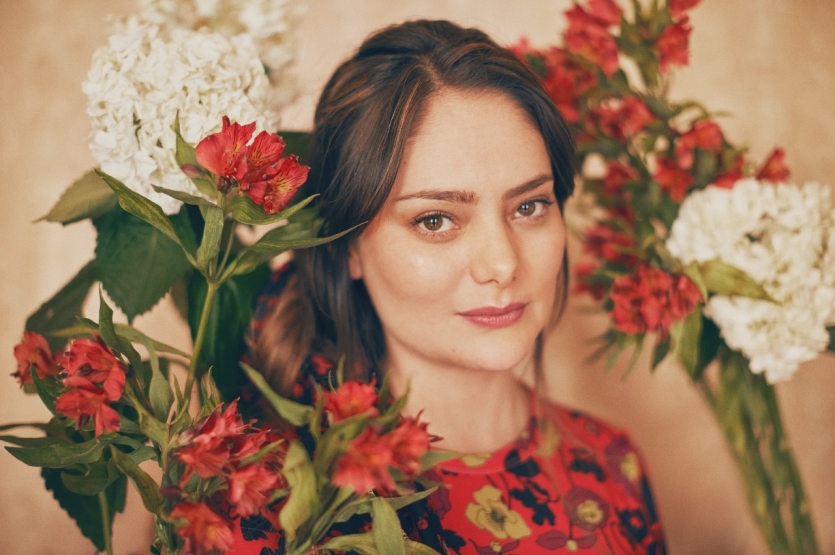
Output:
[246, 154, 309, 214]
[226, 463, 281, 517]
[714, 154, 745, 189]
[323, 381, 379, 424]
[195, 116, 256, 190]
[55, 387, 121, 438]
[538, 47, 599, 124]
[603, 161, 639, 195]
[387, 416, 430, 475]
[583, 224, 638, 267]
[170, 502, 235, 555]
[653, 158, 693, 202]
[241, 130, 286, 191]
[756, 148, 790, 182]
[669, 0, 701, 19]
[675, 120, 724, 169]
[610, 266, 702, 334]
[62, 336, 126, 402]
[656, 16, 692, 73]
[333, 427, 395, 493]
[593, 96, 655, 142]
[564, 5, 620, 77]
[12, 331, 59, 386]
[573, 261, 607, 301]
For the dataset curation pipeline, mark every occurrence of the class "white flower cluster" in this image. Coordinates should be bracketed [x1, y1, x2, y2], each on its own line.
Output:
[83, 15, 278, 214]
[666, 178, 835, 383]
[138, 0, 301, 108]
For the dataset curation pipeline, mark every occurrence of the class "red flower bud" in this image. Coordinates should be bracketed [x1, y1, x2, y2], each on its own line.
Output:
[12, 331, 59, 386]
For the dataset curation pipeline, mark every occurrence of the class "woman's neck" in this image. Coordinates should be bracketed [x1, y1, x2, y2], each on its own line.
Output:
[383, 350, 534, 454]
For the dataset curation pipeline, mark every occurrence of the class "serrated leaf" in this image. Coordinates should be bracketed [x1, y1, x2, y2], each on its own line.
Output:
[227, 224, 360, 278]
[279, 441, 320, 541]
[698, 260, 773, 301]
[322, 532, 381, 555]
[371, 496, 406, 555]
[151, 184, 215, 207]
[39, 170, 117, 225]
[241, 363, 313, 426]
[227, 194, 316, 225]
[25, 260, 96, 352]
[196, 205, 224, 271]
[6, 434, 114, 468]
[95, 206, 194, 322]
[42, 466, 126, 552]
[110, 447, 163, 513]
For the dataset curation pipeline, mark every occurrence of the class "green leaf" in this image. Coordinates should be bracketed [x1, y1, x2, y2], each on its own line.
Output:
[227, 224, 361, 278]
[186, 265, 270, 401]
[279, 131, 311, 165]
[241, 363, 314, 426]
[60, 458, 120, 496]
[827, 326, 835, 353]
[173, 115, 220, 200]
[419, 449, 461, 471]
[694, 316, 723, 381]
[97, 290, 143, 375]
[25, 260, 96, 352]
[278, 441, 320, 541]
[698, 260, 773, 301]
[38, 170, 117, 225]
[227, 194, 316, 226]
[110, 447, 163, 513]
[196, 205, 224, 271]
[29, 362, 64, 416]
[42, 466, 127, 552]
[651, 335, 671, 371]
[151, 185, 215, 207]
[113, 324, 190, 358]
[371, 496, 406, 555]
[322, 532, 381, 555]
[0, 435, 61, 448]
[94, 206, 195, 322]
[6, 435, 114, 468]
[0, 422, 48, 433]
[671, 309, 702, 379]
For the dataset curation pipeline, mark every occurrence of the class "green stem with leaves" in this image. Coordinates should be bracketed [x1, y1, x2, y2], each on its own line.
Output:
[97, 491, 114, 555]
[183, 280, 218, 409]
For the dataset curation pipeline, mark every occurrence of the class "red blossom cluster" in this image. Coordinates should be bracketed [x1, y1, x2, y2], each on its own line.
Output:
[610, 266, 702, 335]
[564, 0, 622, 77]
[593, 95, 656, 143]
[194, 116, 309, 214]
[19, 335, 129, 439]
[170, 401, 284, 554]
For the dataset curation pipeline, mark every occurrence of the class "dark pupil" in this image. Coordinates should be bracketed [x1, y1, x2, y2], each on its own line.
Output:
[424, 216, 442, 231]
[519, 202, 534, 215]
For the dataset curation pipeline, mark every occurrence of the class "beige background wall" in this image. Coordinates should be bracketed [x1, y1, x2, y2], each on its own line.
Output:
[1, 1, 833, 554]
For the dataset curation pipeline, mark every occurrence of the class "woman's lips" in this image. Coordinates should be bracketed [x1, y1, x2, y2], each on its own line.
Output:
[457, 302, 527, 328]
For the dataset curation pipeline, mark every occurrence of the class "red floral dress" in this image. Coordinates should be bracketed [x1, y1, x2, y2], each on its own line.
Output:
[228, 265, 666, 555]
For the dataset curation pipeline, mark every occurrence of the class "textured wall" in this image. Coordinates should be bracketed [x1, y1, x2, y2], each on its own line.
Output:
[0, 1, 832, 554]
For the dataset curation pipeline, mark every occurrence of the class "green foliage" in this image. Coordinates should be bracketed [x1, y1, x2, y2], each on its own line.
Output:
[241, 363, 314, 426]
[227, 193, 316, 225]
[38, 170, 117, 225]
[5, 434, 115, 468]
[94, 206, 196, 322]
[25, 260, 96, 352]
[42, 466, 127, 552]
[280, 131, 311, 165]
[371, 497, 405, 555]
[279, 441, 321, 542]
[60, 458, 121, 496]
[110, 447, 164, 513]
[698, 260, 773, 301]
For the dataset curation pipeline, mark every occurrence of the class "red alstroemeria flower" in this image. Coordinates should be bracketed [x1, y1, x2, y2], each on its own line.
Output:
[669, 0, 701, 19]
[246, 154, 310, 214]
[170, 502, 235, 555]
[174, 401, 248, 483]
[323, 381, 380, 424]
[386, 416, 430, 475]
[62, 336, 126, 402]
[564, 5, 620, 77]
[55, 387, 121, 438]
[714, 155, 745, 189]
[541, 47, 599, 124]
[653, 158, 693, 202]
[593, 96, 655, 142]
[603, 161, 639, 195]
[333, 427, 395, 494]
[12, 331, 59, 386]
[675, 120, 724, 169]
[226, 463, 281, 517]
[610, 266, 702, 335]
[756, 148, 790, 183]
[241, 130, 286, 191]
[588, 0, 623, 27]
[656, 16, 693, 73]
[195, 116, 256, 190]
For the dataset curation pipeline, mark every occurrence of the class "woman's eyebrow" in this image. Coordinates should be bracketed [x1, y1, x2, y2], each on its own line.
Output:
[394, 174, 553, 204]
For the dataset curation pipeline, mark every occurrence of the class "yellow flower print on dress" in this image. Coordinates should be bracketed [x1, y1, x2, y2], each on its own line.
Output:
[465, 485, 532, 540]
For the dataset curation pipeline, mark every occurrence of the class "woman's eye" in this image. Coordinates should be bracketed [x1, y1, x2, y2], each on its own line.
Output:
[419, 214, 449, 232]
[516, 199, 550, 217]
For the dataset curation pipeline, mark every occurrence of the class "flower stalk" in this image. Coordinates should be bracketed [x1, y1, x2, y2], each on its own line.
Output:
[183, 280, 218, 410]
[97, 491, 114, 555]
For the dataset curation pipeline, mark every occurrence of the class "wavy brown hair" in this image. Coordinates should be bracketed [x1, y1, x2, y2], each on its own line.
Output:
[250, 20, 575, 395]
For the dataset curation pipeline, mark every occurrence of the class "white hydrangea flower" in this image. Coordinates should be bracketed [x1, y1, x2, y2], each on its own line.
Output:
[83, 16, 278, 214]
[666, 178, 835, 382]
[138, 0, 301, 108]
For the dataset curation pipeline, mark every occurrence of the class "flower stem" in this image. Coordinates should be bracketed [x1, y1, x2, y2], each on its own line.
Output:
[184, 280, 218, 410]
[97, 490, 114, 555]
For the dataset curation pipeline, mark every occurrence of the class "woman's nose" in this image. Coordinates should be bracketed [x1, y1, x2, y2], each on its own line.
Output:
[468, 219, 518, 286]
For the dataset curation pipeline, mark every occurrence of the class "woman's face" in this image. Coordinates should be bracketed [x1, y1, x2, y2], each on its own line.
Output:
[348, 89, 566, 375]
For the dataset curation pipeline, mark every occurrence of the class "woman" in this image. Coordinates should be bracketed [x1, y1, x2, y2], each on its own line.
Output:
[232, 19, 665, 555]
